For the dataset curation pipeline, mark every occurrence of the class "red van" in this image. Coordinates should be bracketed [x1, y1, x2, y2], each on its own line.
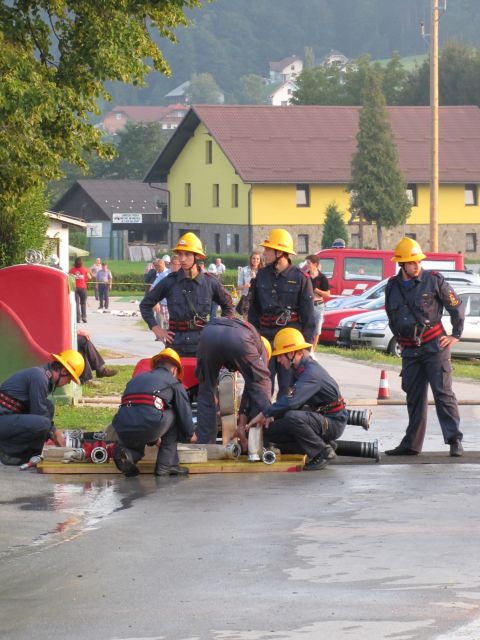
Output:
[316, 248, 464, 297]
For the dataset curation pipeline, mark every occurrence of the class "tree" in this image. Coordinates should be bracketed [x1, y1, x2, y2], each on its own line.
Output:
[322, 202, 348, 249]
[186, 73, 222, 104]
[99, 123, 172, 180]
[236, 74, 266, 105]
[0, 0, 203, 266]
[0, 187, 48, 267]
[348, 70, 411, 248]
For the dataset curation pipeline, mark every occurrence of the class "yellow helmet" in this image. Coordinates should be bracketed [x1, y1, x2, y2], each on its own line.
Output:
[271, 328, 312, 356]
[151, 348, 183, 380]
[174, 232, 206, 259]
[392, 237, 427, 263]
[260, 336, 272, 361]
[51, 349, 85, 384]
[260, 229, 296, 255]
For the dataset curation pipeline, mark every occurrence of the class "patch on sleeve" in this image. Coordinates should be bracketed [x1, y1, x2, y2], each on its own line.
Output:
[448, 290, 460, 307]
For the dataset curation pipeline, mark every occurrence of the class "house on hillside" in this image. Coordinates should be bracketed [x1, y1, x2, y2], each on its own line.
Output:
[143, 105, 480, 256]
[269, 55, 303, 84]
[270, 80, 298, 106]
[164, 80, 225, 105]
[320, 49, 350, 71]
[101, 104, 188, 135]
[52, 180, 169, 260]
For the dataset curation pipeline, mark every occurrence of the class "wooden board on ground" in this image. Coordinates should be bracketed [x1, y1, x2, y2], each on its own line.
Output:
[37, 455, 306, 475]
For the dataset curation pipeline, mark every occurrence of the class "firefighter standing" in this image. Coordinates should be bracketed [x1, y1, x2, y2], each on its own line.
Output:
[247, 328, 347, 470]
[194, 317, 272, 444]
[248, 229, 315, 397]
[0, 350, 85, 465]
[140, 232, 234, 356]
[112, 348, 195, 477]
[384, 237, 465, 457]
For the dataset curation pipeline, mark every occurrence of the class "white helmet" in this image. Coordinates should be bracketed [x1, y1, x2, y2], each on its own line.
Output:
[162, 254, 171, 263]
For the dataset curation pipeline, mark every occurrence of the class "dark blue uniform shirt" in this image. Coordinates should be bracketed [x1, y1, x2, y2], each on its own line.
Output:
[112, 365, 195, 442]
[0, 365, 55, 419]
[140, 270, 234, 328]
[263, 355, 344, 419]
[248, 263, 315, 342]
[385, 270, 465, 354]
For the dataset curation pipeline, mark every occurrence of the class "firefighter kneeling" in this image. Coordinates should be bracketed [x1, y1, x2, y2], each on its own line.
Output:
[247, 328, 347, 471]
[111, 348, 195, 477]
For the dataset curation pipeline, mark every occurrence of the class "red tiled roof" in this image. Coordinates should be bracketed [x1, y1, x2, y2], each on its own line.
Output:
[190, 105, 480, 184]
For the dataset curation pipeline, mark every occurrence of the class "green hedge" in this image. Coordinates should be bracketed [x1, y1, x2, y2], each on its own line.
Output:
[102, 269, 241, 293]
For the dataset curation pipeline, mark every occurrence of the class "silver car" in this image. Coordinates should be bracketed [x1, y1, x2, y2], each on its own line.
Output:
[351, 285, 480, 359]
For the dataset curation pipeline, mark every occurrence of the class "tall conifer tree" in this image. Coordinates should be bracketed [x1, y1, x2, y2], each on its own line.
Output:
[349, 70, 411, 248]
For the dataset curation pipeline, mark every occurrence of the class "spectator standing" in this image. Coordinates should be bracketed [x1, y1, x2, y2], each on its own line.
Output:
[144, 259, 159, 288]
[151, 259, 170, 332]
[215, 257, 226, 279]
[69, 257, 92, 323]
[170, 255, 181, 273]
[97, 262, 113, 310]
[237, 251, 262, 319]
[208, 264, 220, 319]
[90, 257, 102, 301]
[305, 254, 330, 350]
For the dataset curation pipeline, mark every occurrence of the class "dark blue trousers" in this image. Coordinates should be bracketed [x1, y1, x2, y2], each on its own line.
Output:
[399, 347, 462, 452]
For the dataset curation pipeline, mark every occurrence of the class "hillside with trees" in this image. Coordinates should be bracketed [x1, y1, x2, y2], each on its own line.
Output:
[107, 0, 480, 105]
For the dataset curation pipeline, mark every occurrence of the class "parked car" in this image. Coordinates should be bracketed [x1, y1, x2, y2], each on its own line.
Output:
[326, 270, 479, 311]
[335, 309, 383, 349]
[316, 248, 464, 296]
[320, 296, 385, 344]
[350, 285, 480, 359]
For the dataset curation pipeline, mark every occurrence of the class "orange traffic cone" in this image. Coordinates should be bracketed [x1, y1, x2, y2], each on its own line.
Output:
[377, 370, 390, 399]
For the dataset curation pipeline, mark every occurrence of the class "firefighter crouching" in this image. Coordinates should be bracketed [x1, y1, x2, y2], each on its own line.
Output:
[194, 317, 272, 444]
[384, 237, 465, 457]
[140, 232, 234, 356]
[247, 328, 347, 471]
[248, 229, 315, 397]
[0, 350, 85, 466]
[111, 348, 195, 477]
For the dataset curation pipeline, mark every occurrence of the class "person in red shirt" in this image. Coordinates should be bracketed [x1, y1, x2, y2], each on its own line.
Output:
[69, 257, 92, 323]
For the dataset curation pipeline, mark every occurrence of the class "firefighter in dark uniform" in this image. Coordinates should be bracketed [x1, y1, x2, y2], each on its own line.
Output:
[194, 317, 272, 444]
[384, 237, 465, 457]
[0, 350, 85, 465]
[140, 232, 234, 356]
[247, 328, 347, 471]
[112, 348, 195, 477]
[248, 229, 315, 397]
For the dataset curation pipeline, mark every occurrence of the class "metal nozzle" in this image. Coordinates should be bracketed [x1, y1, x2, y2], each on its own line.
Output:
[347, 409, 372, 430]
[262, 449, 276, 465]
[90, 446, 109, 464]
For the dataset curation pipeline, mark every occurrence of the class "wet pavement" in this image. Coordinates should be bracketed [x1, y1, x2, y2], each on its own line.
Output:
[2, 297, 480, 639]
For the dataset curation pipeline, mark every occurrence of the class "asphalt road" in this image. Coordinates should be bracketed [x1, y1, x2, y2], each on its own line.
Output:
[2, 297, 480, 639]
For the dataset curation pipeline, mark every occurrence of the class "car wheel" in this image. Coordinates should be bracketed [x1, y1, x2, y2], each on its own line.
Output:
[387, 337, 401, 358]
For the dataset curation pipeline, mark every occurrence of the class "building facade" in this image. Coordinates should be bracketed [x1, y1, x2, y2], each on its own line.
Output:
[144, 105, 480, 258]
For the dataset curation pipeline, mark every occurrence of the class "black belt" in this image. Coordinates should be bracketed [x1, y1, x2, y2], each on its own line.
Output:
[169, 319, 206, 331]
[121, 394, 164, 411]
[260, 312, 299, 328]
[313, 301, 325, 306]
[0, 391, 26, 414]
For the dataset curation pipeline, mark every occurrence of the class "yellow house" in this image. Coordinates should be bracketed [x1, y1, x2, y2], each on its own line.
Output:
[144, 105, 480, 256]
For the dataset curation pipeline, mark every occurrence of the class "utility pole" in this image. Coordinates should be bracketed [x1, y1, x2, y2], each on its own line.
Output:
[430, 0, 439, 252]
